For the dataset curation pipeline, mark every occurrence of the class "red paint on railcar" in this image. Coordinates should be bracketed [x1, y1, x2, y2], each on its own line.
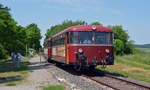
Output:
[69, 45, 113, 63]
[48, 48, 51, 58]
[52, 25, 112, 38]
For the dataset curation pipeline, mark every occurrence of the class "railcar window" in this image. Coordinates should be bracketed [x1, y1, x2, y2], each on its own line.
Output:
[110, 32, 113, 44]
[68, 31, 113, 45]
[60, 34, 65, 45]
[69, 32, 78, 44]
[52, 34, 65, 46]
[95, 32, 110, 44]
[78, 31, 93, 44]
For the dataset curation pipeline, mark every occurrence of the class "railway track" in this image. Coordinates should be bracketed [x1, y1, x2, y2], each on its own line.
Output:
[42, 55, 150, 90]
[81, 70, 150, 90]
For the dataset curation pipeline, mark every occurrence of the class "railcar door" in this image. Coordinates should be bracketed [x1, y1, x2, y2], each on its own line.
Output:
[48, 40, 52, 58]
[65, 32, 69, 64]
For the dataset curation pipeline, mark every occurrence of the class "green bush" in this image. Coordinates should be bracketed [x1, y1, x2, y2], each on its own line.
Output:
[125, 40, 135, 54]
[111, 25, 135, 55]
[114, 39, 124, 55]
[0, 44, 7, 59]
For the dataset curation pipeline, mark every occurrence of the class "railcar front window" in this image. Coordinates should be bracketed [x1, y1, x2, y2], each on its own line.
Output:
[78, 32, 93, 44]
[95, 32, 112, 44]
[69, 31, 113, 44]
[110, 32, 113, 44]
[69, 32, 78, 44]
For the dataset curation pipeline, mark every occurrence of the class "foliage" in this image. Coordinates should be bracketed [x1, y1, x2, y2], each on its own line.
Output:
[0, 4, 17, 55]
[45, 20, 86, 39]
[25, 23, 42, 51]
[112, 25, 129, 43]
[0, 4, 42, 58]
[125, 40, 135, 54]
[0, 44, 7, 59]
[111, 25, 134, 55]
[114, 39, 124, 55]
[14, 25, 27, 55]
[90, 21, 103, 26]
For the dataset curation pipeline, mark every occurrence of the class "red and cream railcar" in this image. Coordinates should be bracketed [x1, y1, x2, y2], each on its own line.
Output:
[44, 25, 114, 69]
[44, 38, 51, 59]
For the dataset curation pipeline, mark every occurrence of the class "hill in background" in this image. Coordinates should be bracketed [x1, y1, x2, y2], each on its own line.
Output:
[134, 44, 150, 48]
[135, 44, 150, 54]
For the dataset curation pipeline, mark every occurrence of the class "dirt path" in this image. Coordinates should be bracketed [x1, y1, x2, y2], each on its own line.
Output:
[0, 56, 59, 90]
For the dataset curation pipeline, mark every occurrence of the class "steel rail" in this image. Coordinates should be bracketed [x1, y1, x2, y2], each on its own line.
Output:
[81, 74, 120, 90]
[105, 74, 150, 90]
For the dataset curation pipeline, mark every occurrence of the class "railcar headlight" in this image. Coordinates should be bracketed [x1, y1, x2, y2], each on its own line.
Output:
[78, 48, 83, 53]
[92, 25, 96, 30]
[105, 49, 110, 53]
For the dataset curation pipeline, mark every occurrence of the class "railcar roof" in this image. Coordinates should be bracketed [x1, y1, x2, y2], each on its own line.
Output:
[68, 25, 112, 32]
[52, 25, 112, 39]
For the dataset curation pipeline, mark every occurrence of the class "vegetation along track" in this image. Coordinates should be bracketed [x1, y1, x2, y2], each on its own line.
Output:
[81, 70, 150, 90]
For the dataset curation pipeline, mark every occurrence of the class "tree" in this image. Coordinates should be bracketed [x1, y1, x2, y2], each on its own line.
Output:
[14, 25, 27, 55]
[0, 4, 18, 58]
[125, 40, 135, 54]
[114, 39, 124, 55]
[110, 25, 134, 55]
[26, 23, 42, 51]
[0, 44, 7, 59]
[0, 4, 42, 58]
[112, 25, 129, 43]
[45, 20, 86, 39]
[91, 22, 103, 26]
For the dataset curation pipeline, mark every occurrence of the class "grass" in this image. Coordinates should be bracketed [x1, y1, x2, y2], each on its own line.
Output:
[0, 59, 31, 86]
[6, 82, 16, 86]
[97, 53, 150, 83]
[136, 48, 150, 54]
[43, 85, 64, 90]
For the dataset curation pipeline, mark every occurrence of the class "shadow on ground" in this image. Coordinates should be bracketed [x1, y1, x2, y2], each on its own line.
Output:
[0, 59, 30, 73]
[0, 58, 48, 85]
[0, 75, 22, 84]
[27, 60, 52, 71]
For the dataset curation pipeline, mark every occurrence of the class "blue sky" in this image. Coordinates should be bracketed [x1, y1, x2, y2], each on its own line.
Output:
[1, 0, 150, 45]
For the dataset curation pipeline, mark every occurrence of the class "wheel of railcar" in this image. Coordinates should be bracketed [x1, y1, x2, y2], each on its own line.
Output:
[56, 62, 62, 66]
[47, 58, 53, 63]
[73, 65, 82, 71]
[89, 65, 96, 70]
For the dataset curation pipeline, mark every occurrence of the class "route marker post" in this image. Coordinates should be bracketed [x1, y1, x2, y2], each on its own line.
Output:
[39, 48, 41, 64]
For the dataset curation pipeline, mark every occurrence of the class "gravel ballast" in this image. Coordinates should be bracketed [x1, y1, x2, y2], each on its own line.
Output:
[44, 63, 112, 90]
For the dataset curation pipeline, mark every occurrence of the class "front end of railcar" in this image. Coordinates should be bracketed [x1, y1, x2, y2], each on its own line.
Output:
[69, 44, 114, 67]
[68, 25, 114, 68]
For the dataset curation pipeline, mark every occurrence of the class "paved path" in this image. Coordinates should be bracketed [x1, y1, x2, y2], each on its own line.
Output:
[0, 56, 58, 90]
